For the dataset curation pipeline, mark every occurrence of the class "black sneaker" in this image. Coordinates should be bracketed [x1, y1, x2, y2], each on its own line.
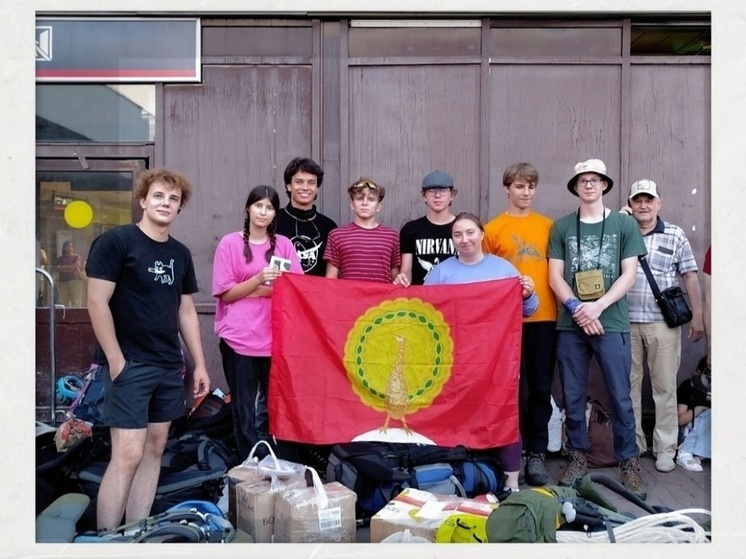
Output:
[518, 453, 526, 485]
[525, 452, 549, 486]
[559, 450, 587, 487]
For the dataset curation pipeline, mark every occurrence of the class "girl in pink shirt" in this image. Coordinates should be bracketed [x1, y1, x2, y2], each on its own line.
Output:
[212, 185, 302, 459]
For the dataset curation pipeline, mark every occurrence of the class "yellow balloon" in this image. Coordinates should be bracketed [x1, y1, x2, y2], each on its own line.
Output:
[64, 200, 93, 229]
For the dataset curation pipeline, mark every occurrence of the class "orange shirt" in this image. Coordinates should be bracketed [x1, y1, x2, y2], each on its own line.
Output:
[482, 211, 557, 322]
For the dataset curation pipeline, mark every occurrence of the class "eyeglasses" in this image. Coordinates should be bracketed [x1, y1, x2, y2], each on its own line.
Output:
[351, 180, 379, 190]
[424, 187, 453, 195]
[576, 177, 604, 187]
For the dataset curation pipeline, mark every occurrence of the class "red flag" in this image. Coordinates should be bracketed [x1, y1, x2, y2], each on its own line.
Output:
[269, 273, 522, 449]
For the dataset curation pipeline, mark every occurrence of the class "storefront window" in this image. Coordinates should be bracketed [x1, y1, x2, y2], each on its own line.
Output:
[37, 168, 136, 308]
[36, 84, 155, 142]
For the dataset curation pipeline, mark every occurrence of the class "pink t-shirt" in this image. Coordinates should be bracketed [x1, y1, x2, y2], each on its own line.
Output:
[212, 232, 302, 356]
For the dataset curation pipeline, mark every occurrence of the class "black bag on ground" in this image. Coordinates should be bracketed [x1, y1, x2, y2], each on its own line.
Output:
[36, 428, 97, 516]
[325, 441, 505, 519]
[71, 432, 233, 532]
[169, 394, 240, 467]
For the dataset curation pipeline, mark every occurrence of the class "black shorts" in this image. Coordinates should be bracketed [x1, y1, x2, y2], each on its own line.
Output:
[102, 359, 186, 429]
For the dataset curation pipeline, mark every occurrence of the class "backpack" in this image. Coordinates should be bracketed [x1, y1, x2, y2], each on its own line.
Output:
[74, 500, 236, 543]
[68, 364, 106, 426]
[169, 392, 239, 465]
[71, 432, 233, 532]
[36, 428, 96, 516]
[586, 400, 616, 468]
[325, 442, 505, 520]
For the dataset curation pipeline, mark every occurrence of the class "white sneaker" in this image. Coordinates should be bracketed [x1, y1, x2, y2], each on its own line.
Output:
[655, 455, 676, 472]
[676, 451, 703, 472]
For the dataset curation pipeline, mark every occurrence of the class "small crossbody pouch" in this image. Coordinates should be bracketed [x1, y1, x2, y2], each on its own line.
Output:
[575, 268, 606, 300]
[573, 210, 607, 301]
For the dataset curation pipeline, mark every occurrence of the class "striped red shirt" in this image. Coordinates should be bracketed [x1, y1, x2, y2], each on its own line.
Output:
[324, 222, 401, 283]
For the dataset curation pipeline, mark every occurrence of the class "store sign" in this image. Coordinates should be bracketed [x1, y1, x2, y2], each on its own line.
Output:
[53, 194, 74, 210]
[35, 17, 200, 83]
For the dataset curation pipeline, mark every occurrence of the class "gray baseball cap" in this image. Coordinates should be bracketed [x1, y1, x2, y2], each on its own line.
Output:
[422, 170, 455, 190]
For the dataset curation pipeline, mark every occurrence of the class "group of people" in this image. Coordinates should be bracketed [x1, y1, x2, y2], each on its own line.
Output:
[83, 156, 710, 531]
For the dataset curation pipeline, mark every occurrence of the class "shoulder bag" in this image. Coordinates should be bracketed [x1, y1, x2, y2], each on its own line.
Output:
[638, 256, 692, 328]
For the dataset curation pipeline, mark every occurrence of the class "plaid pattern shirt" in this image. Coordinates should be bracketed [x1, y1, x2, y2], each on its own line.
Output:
[628, 217, 698, 323]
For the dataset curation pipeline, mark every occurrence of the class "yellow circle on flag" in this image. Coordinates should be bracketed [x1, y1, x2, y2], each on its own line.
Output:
[64, 200, 93, 229]
[343, 297, 454, 414]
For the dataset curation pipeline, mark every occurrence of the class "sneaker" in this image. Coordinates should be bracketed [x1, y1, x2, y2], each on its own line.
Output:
[518, 453, 526, 486]
[559, 450, 587, 487]
[525, 452, 549, 486]
[676, 450, 704, 472]
[654, 454, 676, 473]
[619, 457, 647, 500]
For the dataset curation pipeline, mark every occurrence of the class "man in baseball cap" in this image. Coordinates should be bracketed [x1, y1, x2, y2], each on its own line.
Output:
[548, 158, 648, 498]
[394, 170, 458, 287]
[624, 178, 704, 473]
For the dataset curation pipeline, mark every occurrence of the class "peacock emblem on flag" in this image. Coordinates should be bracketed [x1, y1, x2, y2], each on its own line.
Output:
[343, 298, 454, 436]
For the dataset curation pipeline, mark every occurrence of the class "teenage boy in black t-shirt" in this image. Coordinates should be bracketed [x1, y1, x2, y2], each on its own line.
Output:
[86, 168, 210, 531]
[393, 170, 458, 286]
[275, 157, 337, 276]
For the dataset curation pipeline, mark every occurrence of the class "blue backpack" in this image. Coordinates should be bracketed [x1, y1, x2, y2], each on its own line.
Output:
[325, 442, 506, 519]
[68, 364, 105, 425]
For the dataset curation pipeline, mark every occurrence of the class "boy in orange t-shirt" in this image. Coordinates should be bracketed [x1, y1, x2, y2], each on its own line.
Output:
[483, 162, 557, 487]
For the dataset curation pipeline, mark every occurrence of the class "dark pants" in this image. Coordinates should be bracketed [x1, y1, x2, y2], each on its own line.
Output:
[519, 321, 557, 453]
[219, 339, 272, 461]
[556, 330, 638, 462]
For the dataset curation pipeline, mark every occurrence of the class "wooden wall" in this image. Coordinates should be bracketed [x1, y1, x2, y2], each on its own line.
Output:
[37, 16, 710, 412]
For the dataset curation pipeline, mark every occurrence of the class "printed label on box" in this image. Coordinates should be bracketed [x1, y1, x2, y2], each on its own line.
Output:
[318, 506, 342, 531]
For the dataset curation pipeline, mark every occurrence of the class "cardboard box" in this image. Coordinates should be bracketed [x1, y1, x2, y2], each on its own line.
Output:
[274, 481, 357, 543]
[235, 476, 307, 543]
[369, 488, 498, 543]
[226, 463, 265, 527]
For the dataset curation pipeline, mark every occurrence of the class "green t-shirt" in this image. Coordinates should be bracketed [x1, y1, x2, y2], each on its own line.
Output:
[548, 210, 646, 332]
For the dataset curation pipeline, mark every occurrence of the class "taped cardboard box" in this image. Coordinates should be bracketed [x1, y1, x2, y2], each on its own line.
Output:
[369, 487, 498, 543]
[274, 478, 357, 543]
[226, 463, 265, 527]
[226, 441, 305, 527]
[235, 475, 307, 543]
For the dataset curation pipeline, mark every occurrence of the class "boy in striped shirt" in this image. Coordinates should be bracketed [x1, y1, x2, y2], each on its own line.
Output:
[324, 178, 401, 283]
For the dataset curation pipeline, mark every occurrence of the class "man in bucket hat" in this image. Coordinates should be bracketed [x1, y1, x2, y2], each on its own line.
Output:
[547, 159, 649, 498]
[621, 179, 704, 473]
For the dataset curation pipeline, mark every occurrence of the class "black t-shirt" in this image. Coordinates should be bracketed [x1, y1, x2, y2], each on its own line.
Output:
[275, 205, 338, 276]
[86, 224, 198, 367]
[399, 215, 456, 285]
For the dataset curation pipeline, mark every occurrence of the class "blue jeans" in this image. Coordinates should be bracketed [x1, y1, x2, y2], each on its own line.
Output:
[557, 330, 637, 462]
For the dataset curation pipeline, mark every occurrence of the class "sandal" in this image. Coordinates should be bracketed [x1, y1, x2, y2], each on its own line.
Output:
[676, 450, 703, 472]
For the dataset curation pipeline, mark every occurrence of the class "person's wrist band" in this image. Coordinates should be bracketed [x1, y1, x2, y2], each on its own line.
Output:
[564, 297, 581, 314]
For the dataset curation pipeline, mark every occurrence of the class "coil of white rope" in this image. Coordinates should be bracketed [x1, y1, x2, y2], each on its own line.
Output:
[555, 508, 711, 543]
